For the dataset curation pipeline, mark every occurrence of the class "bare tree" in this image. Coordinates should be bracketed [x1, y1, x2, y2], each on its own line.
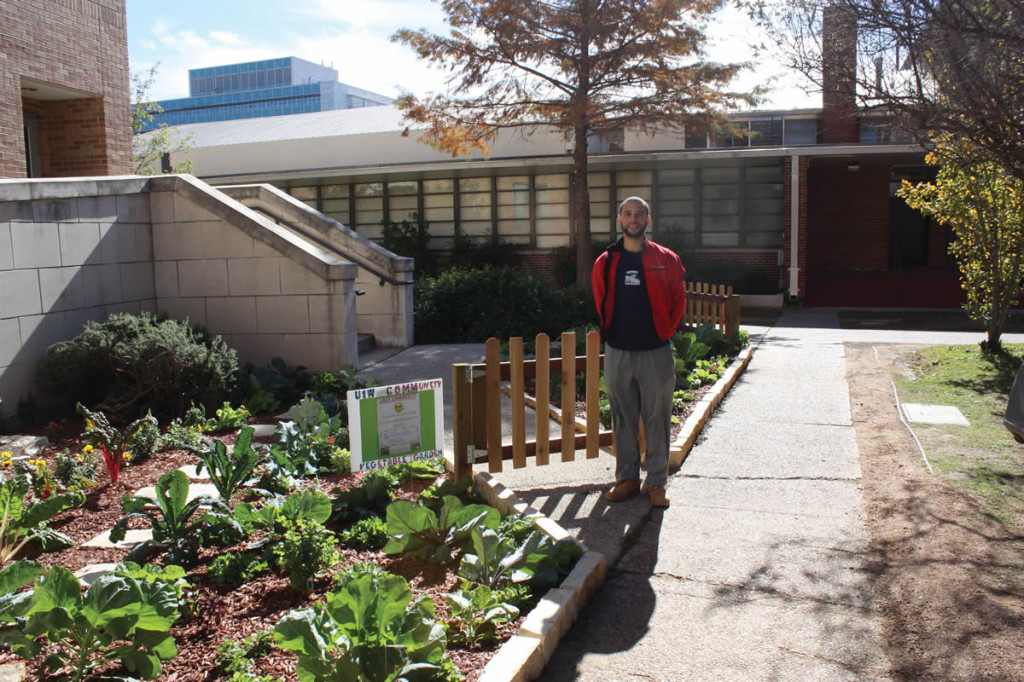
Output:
[393, 0, 758, 283]
[745, 0, 1024, 180]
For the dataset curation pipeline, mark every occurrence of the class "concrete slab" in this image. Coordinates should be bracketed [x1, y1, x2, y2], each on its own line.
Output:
[178, 464, 209, 480]
[539, 573, 888, 682]
[132, 482, 221, 504]
[902, 403, 970, 426]
[682, 421, 862, 480]
[84, 528, 152, 549]
[74, 563, 119, 585]
[714, 378, 852, 426]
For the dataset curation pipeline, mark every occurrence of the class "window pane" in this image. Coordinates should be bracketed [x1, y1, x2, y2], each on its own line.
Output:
[616, 170, 652, 185]
[588, 172, 610, 187]
[496, 175, 528, 190]
[535, 173, 569, 189]
[355, 183, 383, 197]
[459, 177, 491, 192]
[388, 180, 418, 195]
[460, 205, 491, 221]
[321, 184, 349, 199]
[289, 186, 317, 200]
[423, 178, 454, 193]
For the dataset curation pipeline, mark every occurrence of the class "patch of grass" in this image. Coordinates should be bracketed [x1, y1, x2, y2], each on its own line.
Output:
[896, 344, 1024, 524]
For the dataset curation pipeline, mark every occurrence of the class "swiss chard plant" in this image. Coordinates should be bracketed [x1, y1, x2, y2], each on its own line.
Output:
[1, 565, 181, 681]
[111, 469, 238, 567]
[0, 475, 85, 563]
[77, 403, 159, 484]
[185, 426, 263, 502]
[273, 570, 445, 682]
[384, 495, 500, 563]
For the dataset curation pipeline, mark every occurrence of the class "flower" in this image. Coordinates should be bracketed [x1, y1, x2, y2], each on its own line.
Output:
[83, 444, 94, 454]
[1, 451, 11, 460]
[327, 437, 335, 443]
[123, 453, 132, 462]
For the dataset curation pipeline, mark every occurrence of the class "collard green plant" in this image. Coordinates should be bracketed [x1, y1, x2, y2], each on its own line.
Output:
[384, 495, 500, 563]
[3, 565, 180, 681]
[234, 488, 332, 536]
[186, 426, 263, 502]
[273, 570, 445, 682]
[516, 538, 584, 589]
[330, 471, 394, 523]
[0, 476, 84, 563]
[111, 469, 238, 567]
[445, 583, 519, 645]
[417, 475, 475, 513]
[0, 560, 45, 634]
[457, 527, 549, 589]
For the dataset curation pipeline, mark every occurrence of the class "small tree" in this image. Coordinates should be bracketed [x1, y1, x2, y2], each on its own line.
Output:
[393, 0, 757, 283]
[898, 136, 1024, 351]
[131, 64, 194, 175]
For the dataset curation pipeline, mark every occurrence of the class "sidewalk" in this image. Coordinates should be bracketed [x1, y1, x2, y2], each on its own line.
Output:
[358, 310, 1024, 681]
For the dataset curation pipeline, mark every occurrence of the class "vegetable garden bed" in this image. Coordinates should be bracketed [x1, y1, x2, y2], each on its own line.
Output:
[0, 400, 582, 682]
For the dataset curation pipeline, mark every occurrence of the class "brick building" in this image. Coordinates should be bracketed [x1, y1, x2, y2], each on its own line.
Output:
[0, 0, 132, 178]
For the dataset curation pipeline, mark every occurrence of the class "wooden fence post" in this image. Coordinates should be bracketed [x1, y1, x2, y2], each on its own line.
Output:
[561, 331, 575, 462]
[452, 363, 471, 481]
[535, 333, 551, 466]
[585, 331, 601, 459]
[485, 337, 503, 473]
[510, 337, 527, 469]
[725, 292, 740, 338]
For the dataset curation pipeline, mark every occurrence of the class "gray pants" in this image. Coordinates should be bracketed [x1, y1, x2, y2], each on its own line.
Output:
[604, 344, 675, 487]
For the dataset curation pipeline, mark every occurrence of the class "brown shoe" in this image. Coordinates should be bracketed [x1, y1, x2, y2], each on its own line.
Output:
[648, 485, 670, 508]
[606, 479, 640, 502]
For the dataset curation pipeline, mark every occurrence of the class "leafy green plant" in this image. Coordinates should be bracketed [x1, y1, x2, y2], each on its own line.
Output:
[111, 469, 238, 567]
[446, 583, 519, 645]
[186, 426, 263, 502]
[160, 419, 207, 450]
[78, 403, 159, 484]
[239, 373, 279, 415]
[269, 397, 347, 477]
[40, 311, 238, 422]
[1, 565, 181, 681]
[330, 471, 395, 523]
[457, 526, 548, 589]
[216, 630, 275, 681]
[234, 488, 332, 536]
[53, 448, 98, 492]
[339, 516, 389, 550]
[16, 456, 56, 500]
[417, 475, 475, 513]
[0, 476, 84, 563]
[274, 519, 339, 591]
[332, 447, 352, 474]
[307, 366, 370, 424]
[0, 560, 45, 632]
[244, 357, 308, 408]
[273, 570, 445, 681]
[207, 401, 250, 432]
[209, 551, 270, 586]
[515, 538, 584, 589]
[384, 495, 500, 563]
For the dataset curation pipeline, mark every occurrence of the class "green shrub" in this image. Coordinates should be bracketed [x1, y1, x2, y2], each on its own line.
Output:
[381, 214, 437, 276]
[415, 266, 593, 343]
[39, 312, 238, 423]
[447, 233, 520, 271]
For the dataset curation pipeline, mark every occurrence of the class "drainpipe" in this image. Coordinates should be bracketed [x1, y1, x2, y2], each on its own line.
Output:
[789, 153, 800, 300]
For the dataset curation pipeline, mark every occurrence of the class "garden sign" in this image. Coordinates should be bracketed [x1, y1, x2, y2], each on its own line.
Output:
[347, 378, 444, 471]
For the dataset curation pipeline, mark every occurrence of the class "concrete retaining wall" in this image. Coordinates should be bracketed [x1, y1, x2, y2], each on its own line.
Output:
[0, 175, 412, 422]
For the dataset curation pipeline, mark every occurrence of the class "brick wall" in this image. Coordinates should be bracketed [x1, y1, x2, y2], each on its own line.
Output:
[807, 157, 890, 272]
[0, 0, 131, 178]
[820, 5, 860, 144]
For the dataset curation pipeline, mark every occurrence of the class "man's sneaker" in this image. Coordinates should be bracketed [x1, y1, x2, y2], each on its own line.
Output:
[648, 485, 670, 508]
[606, 479, 640, 502]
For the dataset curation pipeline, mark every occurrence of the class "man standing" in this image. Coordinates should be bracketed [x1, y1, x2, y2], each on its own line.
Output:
[592, 197, 686, 508]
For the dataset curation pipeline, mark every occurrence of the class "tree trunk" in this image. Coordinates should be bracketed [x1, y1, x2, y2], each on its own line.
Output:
[572, 124, 593, 286]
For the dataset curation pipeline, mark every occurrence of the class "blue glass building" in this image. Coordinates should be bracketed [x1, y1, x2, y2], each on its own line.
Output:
[143, 56, 391, 131]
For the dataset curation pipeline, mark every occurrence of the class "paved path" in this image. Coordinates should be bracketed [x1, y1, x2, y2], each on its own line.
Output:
[357, 309, 1024, 681]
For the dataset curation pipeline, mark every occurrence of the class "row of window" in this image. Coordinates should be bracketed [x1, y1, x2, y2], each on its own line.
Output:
[166, 84, 320, 111]
[191, 67, 293, 96]
[283, 164, 785, 251]
[151, 95, 321, 128]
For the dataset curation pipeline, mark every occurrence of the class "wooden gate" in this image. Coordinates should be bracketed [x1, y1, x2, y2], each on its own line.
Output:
[449, 283, 740, 479]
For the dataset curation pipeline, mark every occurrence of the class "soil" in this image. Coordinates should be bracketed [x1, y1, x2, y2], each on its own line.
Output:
[846, 342, 1024, 680]
[0, 421, 518, 681]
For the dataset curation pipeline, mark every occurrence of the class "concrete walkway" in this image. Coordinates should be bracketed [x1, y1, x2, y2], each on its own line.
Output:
[357, 309, 1024, 681]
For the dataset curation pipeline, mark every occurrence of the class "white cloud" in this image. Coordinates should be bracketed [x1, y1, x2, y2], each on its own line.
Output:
[139, 38, 156, 50]
[209, 31, 247, 47]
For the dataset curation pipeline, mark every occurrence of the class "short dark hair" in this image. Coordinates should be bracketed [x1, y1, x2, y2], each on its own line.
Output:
[617, 196, 650, 215]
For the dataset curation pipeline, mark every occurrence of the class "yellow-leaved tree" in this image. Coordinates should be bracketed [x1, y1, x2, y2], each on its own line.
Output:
[899, 137, 1024, 351]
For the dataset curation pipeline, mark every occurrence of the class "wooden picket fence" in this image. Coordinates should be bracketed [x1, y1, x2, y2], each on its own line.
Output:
[450, 282, 740, 478]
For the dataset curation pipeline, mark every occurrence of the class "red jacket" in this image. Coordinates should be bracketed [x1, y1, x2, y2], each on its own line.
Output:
[592, 239, 687, 342]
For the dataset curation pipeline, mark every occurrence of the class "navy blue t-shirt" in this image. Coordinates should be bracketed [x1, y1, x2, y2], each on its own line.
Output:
[605, 249, 666, 351]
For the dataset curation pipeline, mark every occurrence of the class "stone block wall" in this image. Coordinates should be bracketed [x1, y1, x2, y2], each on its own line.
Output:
[0, 174, 400, 422]
[0, 177, 155, 417]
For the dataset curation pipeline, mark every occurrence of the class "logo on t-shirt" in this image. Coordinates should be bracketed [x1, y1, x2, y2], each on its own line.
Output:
[624, 270, 640, 286]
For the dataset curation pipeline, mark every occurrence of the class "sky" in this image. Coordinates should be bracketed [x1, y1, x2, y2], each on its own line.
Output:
[125, 0, 819, 111]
